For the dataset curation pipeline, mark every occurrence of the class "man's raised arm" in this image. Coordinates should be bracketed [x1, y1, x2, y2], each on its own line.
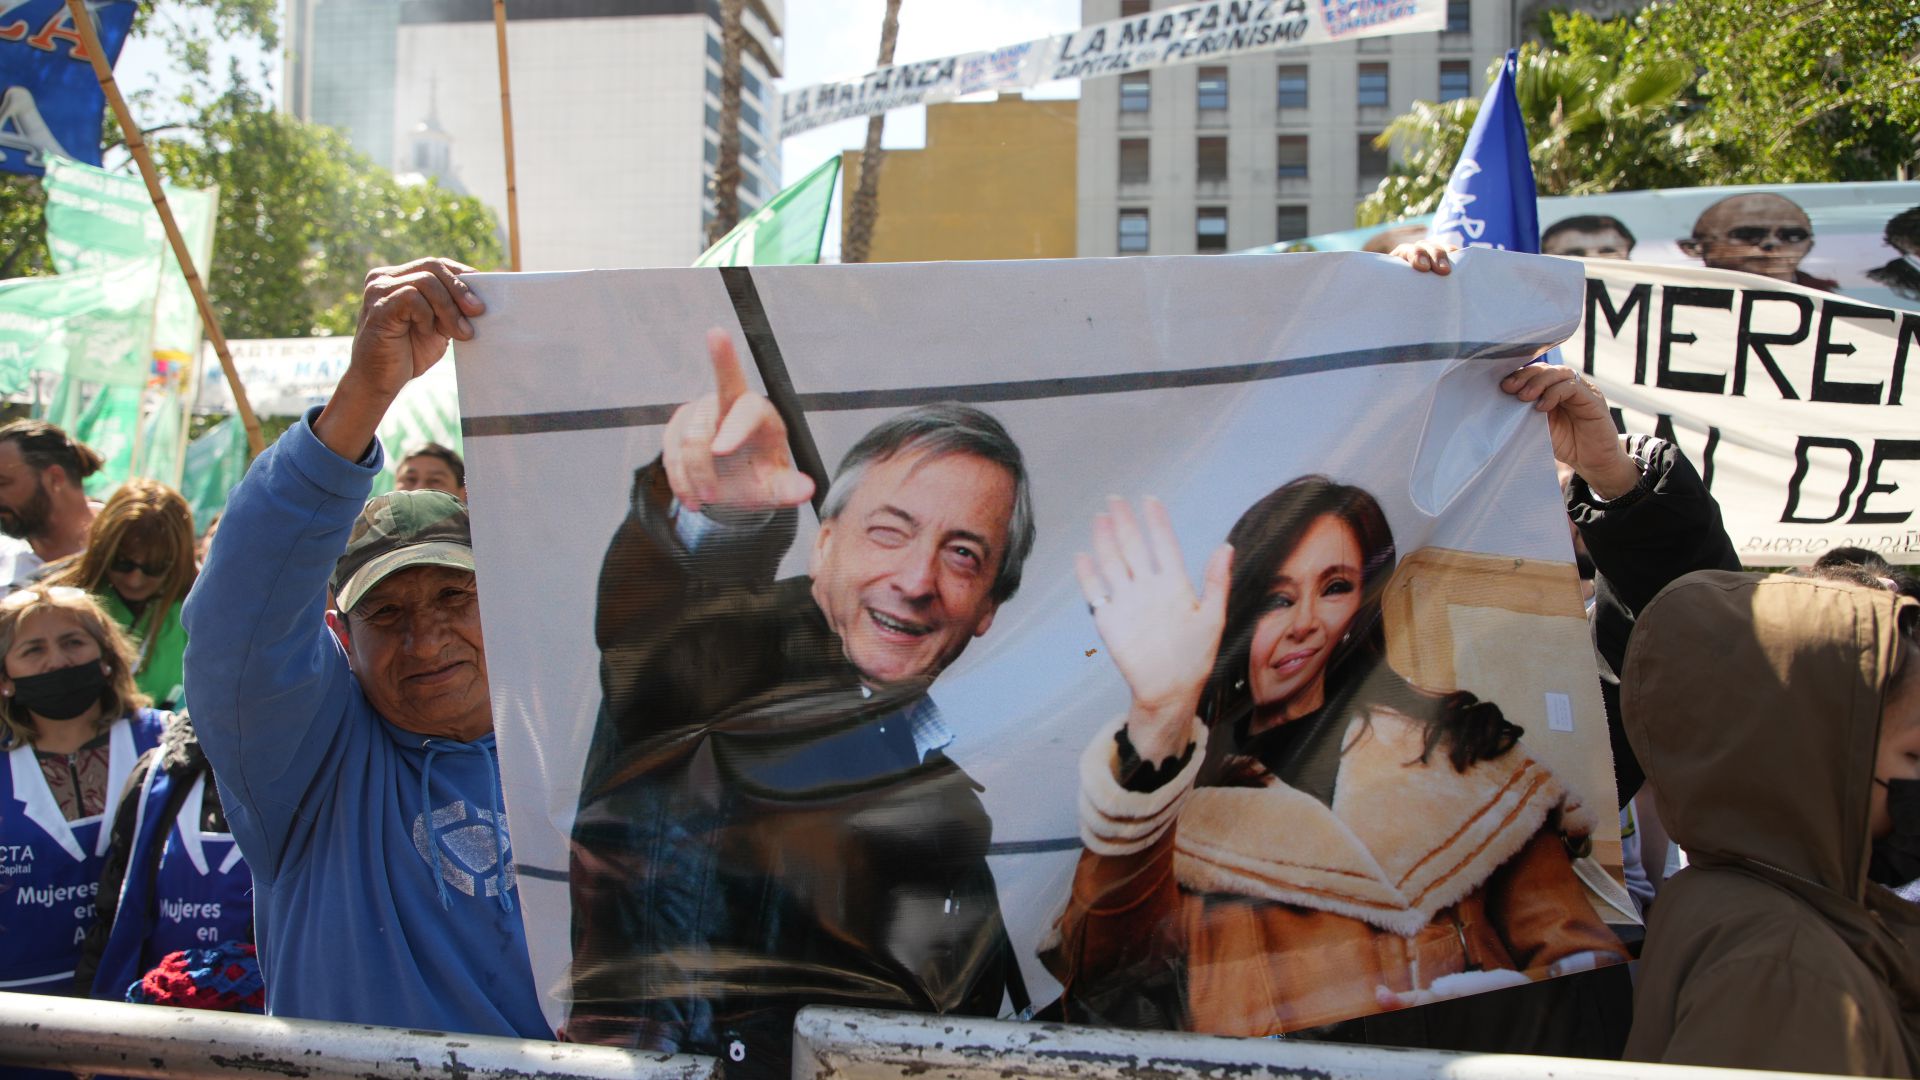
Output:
[183, 259, 483, 876]
[592, 331, 815, 707]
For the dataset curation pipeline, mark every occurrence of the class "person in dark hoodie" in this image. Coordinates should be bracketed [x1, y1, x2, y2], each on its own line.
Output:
[182, 258, 548, 1037]
[1623, 571, 1920, 1075]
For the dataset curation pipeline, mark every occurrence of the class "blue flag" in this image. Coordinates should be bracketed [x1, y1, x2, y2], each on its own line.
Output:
[0, 0, 138, 177]
[1427, 49, 1538, 253]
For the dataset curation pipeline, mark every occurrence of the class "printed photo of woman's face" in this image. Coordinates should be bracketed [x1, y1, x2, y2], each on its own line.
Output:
[1247, 514, 1364, 724]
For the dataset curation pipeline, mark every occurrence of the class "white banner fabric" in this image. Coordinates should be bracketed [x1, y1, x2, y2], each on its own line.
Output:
[1566, 258, 1920, 565]
[194, 336, 354, 416]
[777, 0, 1445, 137]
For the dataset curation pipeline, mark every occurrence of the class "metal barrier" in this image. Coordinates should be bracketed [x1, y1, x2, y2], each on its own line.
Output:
[0, 992, 715, 1080]
[793, 1006, 1836, 1080]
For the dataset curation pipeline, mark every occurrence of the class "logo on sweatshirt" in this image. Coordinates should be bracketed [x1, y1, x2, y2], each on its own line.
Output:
[411, 800, 517, 899]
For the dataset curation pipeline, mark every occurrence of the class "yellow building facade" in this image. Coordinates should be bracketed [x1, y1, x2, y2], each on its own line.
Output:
[841, 95, 1077, 262]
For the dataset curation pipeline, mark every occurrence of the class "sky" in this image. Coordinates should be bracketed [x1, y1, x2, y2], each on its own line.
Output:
[114, 0, 1085, 182]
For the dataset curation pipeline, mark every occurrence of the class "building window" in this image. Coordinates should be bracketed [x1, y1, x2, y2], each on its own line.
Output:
[1276, 135, 1308, 178]
[1446, 0, 1469, 33]
[1196, 136, 1228, 183]
[1277, 205, 1309, 242]
[1277, 64, 1308, 109]
[707, 35, 724, 63]
[1358, 63, 1389, 108]
[740, 170, 762, 197]
[1197, 66, 1229, 111]
[1197, 207, 1228, 253]
[1118, 209, 1150, 253]
[1120, 0, 1151, 14]
[705, 105, 721, 132]
[741, 130, 762, 163]
[1358, 134, 1389, 184]
[742, 68, 762, 98]
[1119, 138, 1150, 184]
[1120, 71, 1151, 112]
[706, 71, 723, 98]
[704, 140, 718, 166]
[741, 100, 762, 133]
[1439, 60, 1472, 102]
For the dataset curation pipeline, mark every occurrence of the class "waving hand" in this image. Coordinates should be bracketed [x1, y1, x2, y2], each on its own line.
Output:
[1076, 497, 1232, 766]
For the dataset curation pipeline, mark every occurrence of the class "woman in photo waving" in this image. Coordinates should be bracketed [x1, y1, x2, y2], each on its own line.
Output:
[1043, 478, 1626, 1035]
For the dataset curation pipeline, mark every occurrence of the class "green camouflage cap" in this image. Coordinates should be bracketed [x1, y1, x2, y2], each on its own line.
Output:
[331, 489, 474, 612]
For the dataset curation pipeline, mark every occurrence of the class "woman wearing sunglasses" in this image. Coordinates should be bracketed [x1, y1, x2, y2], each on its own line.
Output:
[49, 481, 196, 710]
[0, 585, 166, 1005]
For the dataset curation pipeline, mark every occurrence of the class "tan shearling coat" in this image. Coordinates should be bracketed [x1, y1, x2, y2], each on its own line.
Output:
[1623, 571, 1920, 1075]
[1045, 707, 1627, 1035]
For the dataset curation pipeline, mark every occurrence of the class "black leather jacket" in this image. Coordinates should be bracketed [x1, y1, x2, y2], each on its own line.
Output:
[567, 460, 1015, 1080]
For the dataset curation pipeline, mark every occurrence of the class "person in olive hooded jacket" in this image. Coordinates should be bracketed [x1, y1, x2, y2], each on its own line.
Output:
[1623, 570, 1920, 1075]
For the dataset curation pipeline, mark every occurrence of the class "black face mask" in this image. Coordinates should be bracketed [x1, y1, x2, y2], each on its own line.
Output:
[1870, 776, 1920, 887]
[11, 662, 109, 722]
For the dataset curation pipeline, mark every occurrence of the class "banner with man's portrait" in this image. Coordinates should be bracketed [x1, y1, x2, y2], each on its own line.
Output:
[453, 252, 1632, 1077]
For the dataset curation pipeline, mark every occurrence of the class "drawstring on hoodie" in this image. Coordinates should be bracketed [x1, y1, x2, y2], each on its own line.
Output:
[418, 738, 515, 914]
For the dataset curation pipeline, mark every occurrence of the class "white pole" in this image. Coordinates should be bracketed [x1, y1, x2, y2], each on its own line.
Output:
[0, 992, 715, 1080]
[793, 1007, 1840, 1080]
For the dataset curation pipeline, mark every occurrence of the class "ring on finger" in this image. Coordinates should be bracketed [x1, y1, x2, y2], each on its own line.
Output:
[1087, 595, 1111, 615]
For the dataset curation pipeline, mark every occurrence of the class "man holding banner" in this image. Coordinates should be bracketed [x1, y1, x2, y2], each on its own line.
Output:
[567, 333, 1035, 1079]
[182, 259, 550, 1039]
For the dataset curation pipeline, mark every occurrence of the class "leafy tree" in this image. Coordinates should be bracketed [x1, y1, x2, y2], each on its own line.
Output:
[151, 92, 502, 337]
[0, 175, 49, 278]
[0, 0, 503, 339]
[1633, 0, 1920, 184]
[1360, 0, 1920, 226]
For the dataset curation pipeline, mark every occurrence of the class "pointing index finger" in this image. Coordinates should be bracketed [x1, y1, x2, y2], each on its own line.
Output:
[707, 329, 749, 417]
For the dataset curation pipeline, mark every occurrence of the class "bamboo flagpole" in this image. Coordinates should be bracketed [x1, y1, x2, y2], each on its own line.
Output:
[62, 0, 266, 457]
[493, 0, 521, 271]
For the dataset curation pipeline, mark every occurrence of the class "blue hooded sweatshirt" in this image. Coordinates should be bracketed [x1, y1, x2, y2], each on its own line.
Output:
[182, 409, 549, 1038]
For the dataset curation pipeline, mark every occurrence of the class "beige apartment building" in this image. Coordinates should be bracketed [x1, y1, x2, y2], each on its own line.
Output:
[1076, 0, 1578, 256]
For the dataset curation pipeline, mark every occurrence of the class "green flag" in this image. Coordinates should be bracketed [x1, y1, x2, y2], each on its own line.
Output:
[0, 260, 158, 396]
[138, 385, 188, 482]
[180, 414, 250, 528]
[693, 156, 841, 268]
[43, 157, 219, 373]
[42, 157, 218, 489]
[73, 384, 142, 496]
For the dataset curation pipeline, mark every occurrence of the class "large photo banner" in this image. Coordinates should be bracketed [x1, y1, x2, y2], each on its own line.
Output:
[1567, 258, 1920, 565]
[454, 252, 1631, 1075]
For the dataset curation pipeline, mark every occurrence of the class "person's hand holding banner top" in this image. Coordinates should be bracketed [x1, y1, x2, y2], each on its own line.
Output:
[1500, 364, 1640, 501]
[1393, 238, 1640, 501]
[315, 258, 484, 462]
[662, 329, 815, 514]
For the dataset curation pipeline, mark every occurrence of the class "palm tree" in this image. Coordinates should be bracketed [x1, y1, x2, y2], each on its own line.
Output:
[841, 0, 902, 264]
[706, 0, 747, 247]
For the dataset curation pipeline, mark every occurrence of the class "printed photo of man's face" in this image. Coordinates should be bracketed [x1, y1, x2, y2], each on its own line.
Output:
[1541, 216, 1636, 260]
[1680, 195, 1816, 282]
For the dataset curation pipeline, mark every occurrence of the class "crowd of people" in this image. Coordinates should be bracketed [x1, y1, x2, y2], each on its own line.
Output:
[1, 244, 1916, 1079]
[0, 406, 473, 1029]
